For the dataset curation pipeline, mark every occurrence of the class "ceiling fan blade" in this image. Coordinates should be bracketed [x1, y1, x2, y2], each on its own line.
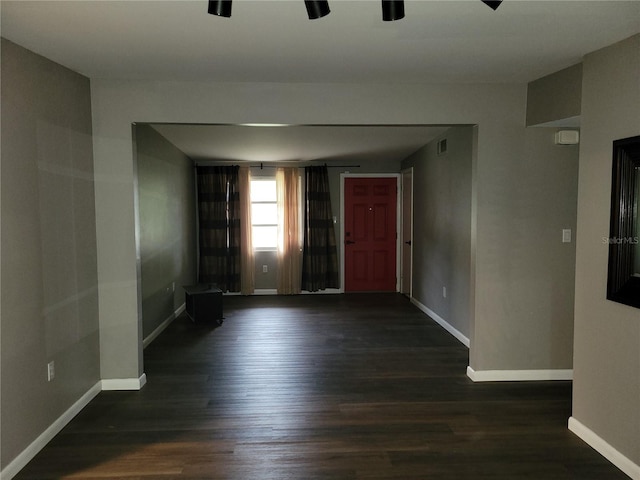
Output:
[481, 0, 502, 10]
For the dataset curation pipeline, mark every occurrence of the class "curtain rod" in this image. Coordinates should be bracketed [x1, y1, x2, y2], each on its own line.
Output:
[194, 162, 360, 169]
[250, 162, 360, 170]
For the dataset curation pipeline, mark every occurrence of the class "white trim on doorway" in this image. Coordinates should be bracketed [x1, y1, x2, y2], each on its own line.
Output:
[568, 417, 640, 480]
[466, 366, 573, 382]
[411, 296, 470, 347]
[0, 382, 102, 480]
[400, 167, 414, 298]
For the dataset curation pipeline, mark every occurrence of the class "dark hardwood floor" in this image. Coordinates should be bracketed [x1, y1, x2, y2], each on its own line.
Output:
[16, 294, 627, 479]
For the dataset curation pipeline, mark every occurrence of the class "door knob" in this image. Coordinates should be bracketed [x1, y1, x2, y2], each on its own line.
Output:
[346, 240, 356, 245]
[405, 241, 412, 246]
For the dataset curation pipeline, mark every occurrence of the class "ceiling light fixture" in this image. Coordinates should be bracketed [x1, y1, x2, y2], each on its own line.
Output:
[208, 0, 499, 20]
[208, 0, 232, 17]
[481, 0, 502, 10]
[305, 0, 331, 19]
[382, 0, 405, 21]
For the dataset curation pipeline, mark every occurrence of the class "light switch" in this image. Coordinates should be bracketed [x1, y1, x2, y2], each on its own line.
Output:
[562, 229, 572, 243]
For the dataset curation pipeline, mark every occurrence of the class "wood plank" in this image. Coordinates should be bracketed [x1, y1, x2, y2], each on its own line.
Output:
[15, 294, 628, 479]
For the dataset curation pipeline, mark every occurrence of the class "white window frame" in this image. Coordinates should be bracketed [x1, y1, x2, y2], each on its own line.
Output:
[250, 178, 278, 251]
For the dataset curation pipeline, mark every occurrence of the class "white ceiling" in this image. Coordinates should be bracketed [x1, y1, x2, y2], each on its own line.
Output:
[2, 0, 639, 84]
[2, 0, 639, 163]
[149, 124, 450, 163]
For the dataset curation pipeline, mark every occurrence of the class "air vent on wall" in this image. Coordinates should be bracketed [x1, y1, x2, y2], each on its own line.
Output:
[437, 138, 448, 155]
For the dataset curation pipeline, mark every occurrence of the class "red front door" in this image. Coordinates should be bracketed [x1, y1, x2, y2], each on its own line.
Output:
[344, 177, 397, 292]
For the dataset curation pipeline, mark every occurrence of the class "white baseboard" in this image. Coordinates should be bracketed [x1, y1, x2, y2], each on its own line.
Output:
[252, 289, 278, 295]
[235, 289, 343, 296]
[2, 373, 149, 479]
[143, 303, 185, 349]
[0, 381, 102, 480]
[466, 366, 573, 382]
[568, 417, 639, 480]
[410, 297, 470, 347]
[301, 288, 342, 294]
[101, 373, 147, 391]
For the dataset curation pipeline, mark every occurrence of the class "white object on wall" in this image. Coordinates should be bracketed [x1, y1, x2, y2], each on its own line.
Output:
[554, 130, 580, 145]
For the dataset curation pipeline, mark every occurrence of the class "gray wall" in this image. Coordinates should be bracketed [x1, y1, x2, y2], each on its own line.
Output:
[1, 39, 100, 468]
[526, 63, 582, 126]
[572, 33, 640, 466]
[402, 124, 578, 364]
[401, 127, 473, 338]
[88, 77, 556, 383]
[135, 125, 197, 340]
[509, 127, 578, 368]
[472, 126, 579, 370]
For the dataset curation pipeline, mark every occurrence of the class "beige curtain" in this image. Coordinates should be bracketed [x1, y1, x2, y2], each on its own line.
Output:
[239, 166, 255, 295]
[276, 167, 302, 294]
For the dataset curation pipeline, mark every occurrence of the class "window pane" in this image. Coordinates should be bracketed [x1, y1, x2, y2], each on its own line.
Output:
[251, 180, 276, 202]
[252, 203, 277, 225]
[252, 226, 278, 249]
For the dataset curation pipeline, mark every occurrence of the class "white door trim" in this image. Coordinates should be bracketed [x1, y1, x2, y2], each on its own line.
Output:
[400, 167, 413, 297]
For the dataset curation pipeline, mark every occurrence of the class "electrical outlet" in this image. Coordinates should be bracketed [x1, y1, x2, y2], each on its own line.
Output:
[47, 361, 55, 382]
[443, 286, 447, 298]
[263, 265, 268, 273]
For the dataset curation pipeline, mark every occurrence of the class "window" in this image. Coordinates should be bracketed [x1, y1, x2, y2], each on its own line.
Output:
[250, 179, 278, 250]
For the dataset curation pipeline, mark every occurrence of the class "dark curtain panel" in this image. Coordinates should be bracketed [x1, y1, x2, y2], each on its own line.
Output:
[302, 165, 339, 291]
[197, 165, 241, 292]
